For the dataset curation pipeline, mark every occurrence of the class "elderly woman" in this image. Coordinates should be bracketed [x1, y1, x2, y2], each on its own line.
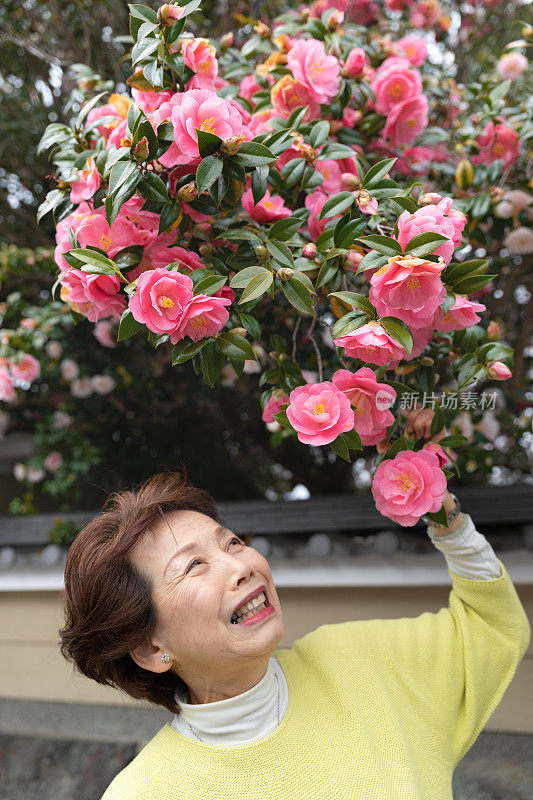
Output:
[60, 412, 530, 800]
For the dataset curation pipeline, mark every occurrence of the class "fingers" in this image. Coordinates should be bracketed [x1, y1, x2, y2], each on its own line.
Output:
[405, 408, 435, 440]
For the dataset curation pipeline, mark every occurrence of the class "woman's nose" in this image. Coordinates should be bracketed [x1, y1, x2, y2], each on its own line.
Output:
[227, 554, 254, 586]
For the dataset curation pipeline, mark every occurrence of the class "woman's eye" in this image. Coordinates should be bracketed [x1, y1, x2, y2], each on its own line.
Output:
[229, 537, 244, 547]
[185, 559, 202, 573]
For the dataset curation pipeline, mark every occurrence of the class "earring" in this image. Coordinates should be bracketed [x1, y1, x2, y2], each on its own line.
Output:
[161, 652, 172, 663]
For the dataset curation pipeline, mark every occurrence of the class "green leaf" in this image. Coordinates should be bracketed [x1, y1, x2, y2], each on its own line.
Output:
[193, 274, 228, 296]
[379, 316, 413, 355]
[403, 232, 449, 257]
[223, 228, 262, 243]
[340, 429, 362, 451]
[438, 434, 467, 448]
[196, 129, 222, 158]
[282, 277, 314, 315]
[318, 192, 355, 220]
[172, 339, 208, 365]
[268, 216, 303, 241]
[232, 141, 277, 167]
[197, 340, 226, 387]
[387, 436, 409, 459]
[217, 332, 256, 361]
[357, 250, 389, 273]
[158, 201, 181, 234]
[452, 274, 495, 294]
[309, 120, 330, 148]
[37, 123, 72, 155]
[132, 35, 159, 66]
[196, 156, 223, 194]
[363, 158, 397, 188]
[489, 79, 511, 104]
[230, 266, 270, 289]
[69, 248, 120, 276]
[430, 406, 445, 437]
[390, 196, 418, 214]
[252, 165, 269, 203]
[138, 172, 169, 203]
[332, 311, 368, 338]
[329, 435, 351, 462]
[281, 158, 306, 189]
[316, 260, 339, 288]
[357, 235, 402, 256]
[117, 309, 142, 341]
[239, 271, 274, 304]
[318, 143, 359, 160]
[273, 408, 292, 429]
[424, 506, 448, 527]
[334, 218, 367, 249]
[239, 313, 261, 340]
[108, 159, 139, 194]
[329, 291, 375, 317]
[266, 240, 294, 268]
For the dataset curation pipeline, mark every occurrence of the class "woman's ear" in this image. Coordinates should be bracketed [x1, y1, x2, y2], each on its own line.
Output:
[130, 639, 173, 673]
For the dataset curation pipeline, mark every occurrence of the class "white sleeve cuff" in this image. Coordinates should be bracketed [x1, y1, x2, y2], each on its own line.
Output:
[427, 513, 502, 580]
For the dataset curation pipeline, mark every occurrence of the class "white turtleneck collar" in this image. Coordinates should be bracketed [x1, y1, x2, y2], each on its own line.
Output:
[170, 655, 289, 746]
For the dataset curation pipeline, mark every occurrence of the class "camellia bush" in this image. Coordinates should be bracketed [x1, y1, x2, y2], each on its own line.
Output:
[36, 0, 532, 527]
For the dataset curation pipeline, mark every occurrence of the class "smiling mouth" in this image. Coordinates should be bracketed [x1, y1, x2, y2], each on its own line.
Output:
[230, 591, 270, 624]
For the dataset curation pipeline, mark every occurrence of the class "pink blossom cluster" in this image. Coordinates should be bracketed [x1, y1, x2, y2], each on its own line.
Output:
[0, 354, 41, 403]
[370, 56, 428, 146]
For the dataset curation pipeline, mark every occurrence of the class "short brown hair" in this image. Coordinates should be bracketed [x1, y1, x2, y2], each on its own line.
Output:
[59, 470, 219, 713]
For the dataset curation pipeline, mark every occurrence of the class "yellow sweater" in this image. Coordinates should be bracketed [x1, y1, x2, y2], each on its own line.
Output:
[102, 558, 530, 800]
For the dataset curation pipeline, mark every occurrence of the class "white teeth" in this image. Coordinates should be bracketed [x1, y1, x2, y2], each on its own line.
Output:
[230, 592, 268, 623]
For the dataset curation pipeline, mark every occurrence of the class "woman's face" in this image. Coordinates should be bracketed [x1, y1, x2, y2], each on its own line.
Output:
[129, 509, 285, 702]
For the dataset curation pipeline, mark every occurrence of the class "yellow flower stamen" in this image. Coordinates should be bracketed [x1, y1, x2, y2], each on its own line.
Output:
[200, 116, 216, 134]
[158, 296, 175, 309]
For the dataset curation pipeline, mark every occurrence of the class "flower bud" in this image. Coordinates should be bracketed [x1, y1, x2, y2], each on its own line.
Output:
[300, 7, 310, 21]
[199, 243, 213, 257]
[78, 78, 97, 91]
[490, 185, 504, 204]
[157, 3, 185, 26]
[420, 356, 434, 367]
[229, 327, 248, 338]
[297, 143, 317, 161]
[302, 243, 318, 259]
[254, 21, 270, 38]
[455, 158, 474, 189]
[220, 133, 245, 156]
[276, 267, 294, 281]
[177, 182, 198, 202]
[327, 9, 344, 30]
[133, 136, 150, 162]
[194, 222, 212, 235]
[341, 250, 363, 271]
[341, 172, 360, 190]
[486, 361, 512, 381]
[522, 25, 533, 39]
[419, 192, 443, 205]
[487, 321, 500, 341]
[219, 32, 234, 49]
[254, 245, 269, 259]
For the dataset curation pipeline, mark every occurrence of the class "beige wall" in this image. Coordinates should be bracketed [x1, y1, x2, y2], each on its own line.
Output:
[1, 583, 532, 732]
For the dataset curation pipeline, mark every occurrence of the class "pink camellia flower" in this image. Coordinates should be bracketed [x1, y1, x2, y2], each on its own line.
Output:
[152, 89, 245, 167]
[287, 39, 341, 104]
[332, 367, 396, 445]
[409, 0, 441, 28]
[54, 410, 72, 429]
[177, 293, 231, 342]
[305, 190, 342, 240]
[248, 108, 284, 137]
[316, 159, 344, 193]
[372, 449, 447, 527]
[369, 256, 446, 328]
[182, 38, 219, 90]
[91, 375, 116, 395]
[504, 227, 533, 254]
[10, 354, 41, 383]
[344, 47, 366, 77]
[334, 320, 407, 365]
[486, 361, 512, 381]
[354, 189, 378, 215]
[423, 442, 449, 468]
[393, 145, 447, 177]
[131, 87, 173, 115]
[239, 74, 266, 104]
[370, 57, 423, 116]
[0, 367, 16, 402]
[382, 94, 428, 146]
[473, 121, 520, 170]
[396, 203, 458, 264]
[93, 320, 117, 348]
[242, 187, 291, 223]
[286, 381, 354, 446]
[45, 341, 62, 359]
[44, 451, 63, 473]
[128, 267, 195, 344]
[70, 157, 100, 204]
[396, 36, 427, 66]
[270, 75, 321, 120]
[60, 270, 126, 323]
[85, 102, 125, 141]
[60, 359, 79, 382]
[71, 377, 93, 398]
[262, 391, 289, 423]
[497, 52, 528, 82]
[128, 241, 204, 282]
[433, 296, 485, 332]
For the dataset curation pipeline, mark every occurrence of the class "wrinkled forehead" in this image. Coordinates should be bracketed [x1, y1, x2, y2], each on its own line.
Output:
[130, 509, 218, 574]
